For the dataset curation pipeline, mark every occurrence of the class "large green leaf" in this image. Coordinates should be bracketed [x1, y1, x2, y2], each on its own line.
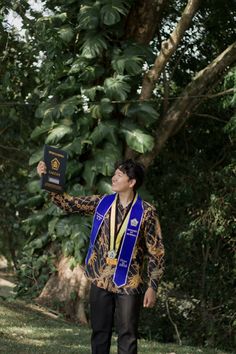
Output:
[90, 98, 114, 119]
[97, 178, 113, 194]
[82, 160, 97, 188]
[81, 33, 108, 59]
[78, 5, 100, 30]
[58, 26, 74, 42]
[121, 122, 154, 153]
[35, 103, 60, 123]
[80, 65, 105, 82]
[90, 121, 118, 145]
[56, 218, 72, 237]
[122, 102, 159, 125]
[62, 240, 74, 256]
[45, 125, 73, 144]
[82, 143, 121, 188]
[17, 195, 44, 208]
[104, 75, 130, 100]
[36, 13, 67, 27]
[100, 0, 129, 26]
[59, 97, 80, 117]
[69, 57, 90, 74]
[66, 160, 82, 179]
[82, 85, 104, 101]
[63, 138, 82, 156]
[29, 147, 44, 166]
[48, 217, 59, 236]
[35, 102, 52, 119]
[95, 142, 122, 176]
[26, 180, 42, 194]
[31, 124, 52, 140]
[112, 54, 143, 75]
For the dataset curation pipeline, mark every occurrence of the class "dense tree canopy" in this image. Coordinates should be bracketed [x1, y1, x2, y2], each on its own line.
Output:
[0, 0, 235, 350]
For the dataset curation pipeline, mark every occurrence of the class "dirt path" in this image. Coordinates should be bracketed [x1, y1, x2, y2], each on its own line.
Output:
[0, 256, 16, 298]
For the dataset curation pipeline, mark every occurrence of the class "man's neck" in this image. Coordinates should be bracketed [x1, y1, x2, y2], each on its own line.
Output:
[118, 190, 135, 208]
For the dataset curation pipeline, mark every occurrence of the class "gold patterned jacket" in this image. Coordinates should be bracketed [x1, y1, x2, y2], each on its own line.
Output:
[50, 192, 164, 295]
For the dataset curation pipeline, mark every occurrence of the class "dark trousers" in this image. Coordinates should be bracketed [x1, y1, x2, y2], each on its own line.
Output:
[90, 283, 142, 354]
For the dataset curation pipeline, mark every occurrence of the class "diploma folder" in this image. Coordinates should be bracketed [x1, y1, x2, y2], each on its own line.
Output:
[41, 145, 67, 193]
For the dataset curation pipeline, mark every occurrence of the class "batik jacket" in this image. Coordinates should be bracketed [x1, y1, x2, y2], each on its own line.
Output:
[50, 193, 165, 295]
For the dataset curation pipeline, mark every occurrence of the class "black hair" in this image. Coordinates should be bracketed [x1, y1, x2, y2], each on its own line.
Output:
[114, 159, 145, 191]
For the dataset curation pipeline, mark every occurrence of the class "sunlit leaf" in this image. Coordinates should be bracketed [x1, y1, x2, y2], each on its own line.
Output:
[29, 147, 44, 166]
[121, 122, 154, 153]
[46, 125, 73, 144]
[81, 33, 108, 59]
[58, 26, 74, 42]
[104, 75, 130, 100]
[78, 5, 100, 30]
[69, 58, 90, 74]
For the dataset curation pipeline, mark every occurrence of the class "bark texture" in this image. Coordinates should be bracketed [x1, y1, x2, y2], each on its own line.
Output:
[125, 0, 168, 44]
[139, 41, 236, 167]
[35, 256, 90, 324]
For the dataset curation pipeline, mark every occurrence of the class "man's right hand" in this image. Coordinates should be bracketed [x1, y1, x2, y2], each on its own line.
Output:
[37, 161, 47, 177]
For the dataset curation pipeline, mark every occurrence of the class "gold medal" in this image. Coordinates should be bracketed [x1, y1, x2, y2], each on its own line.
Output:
[108, 250, 116, 259]
[106, 250, 117, 266]
[106, 257, 117, 266]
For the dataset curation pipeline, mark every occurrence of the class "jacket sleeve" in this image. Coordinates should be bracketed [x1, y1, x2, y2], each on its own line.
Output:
[144, 207, 165, 291]
[49, 192, 102, 216]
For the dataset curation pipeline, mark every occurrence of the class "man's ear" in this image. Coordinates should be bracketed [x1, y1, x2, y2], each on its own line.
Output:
[129, 179, 136, 189]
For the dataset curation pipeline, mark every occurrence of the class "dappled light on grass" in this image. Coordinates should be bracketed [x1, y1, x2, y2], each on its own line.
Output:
[0, 299, 232, 353]
[0, 299, 91, 353]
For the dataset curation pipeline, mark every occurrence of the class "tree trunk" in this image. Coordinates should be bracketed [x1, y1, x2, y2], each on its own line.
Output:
[35, 256, 90, 324]
[125, 0, 168, 44]
[139, 41, 236, 167]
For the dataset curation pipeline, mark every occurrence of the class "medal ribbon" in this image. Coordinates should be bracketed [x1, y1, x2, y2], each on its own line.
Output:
[109, 193, 138, 256]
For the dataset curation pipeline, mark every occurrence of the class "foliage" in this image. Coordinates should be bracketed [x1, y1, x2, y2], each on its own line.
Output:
[144, 82, 236, 350]
[0, 6, 40, 267]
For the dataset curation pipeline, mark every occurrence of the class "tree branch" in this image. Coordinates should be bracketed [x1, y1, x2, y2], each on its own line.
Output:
[140, 0, 202, 100]
[165, 300, 182, 345]
[194, 113, 227, 123]
[139, 41, 236, 167]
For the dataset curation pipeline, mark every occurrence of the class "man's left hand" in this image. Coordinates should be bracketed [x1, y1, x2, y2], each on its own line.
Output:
[143, 287, 156, 308]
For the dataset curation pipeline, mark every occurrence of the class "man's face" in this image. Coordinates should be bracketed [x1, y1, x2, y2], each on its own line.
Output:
[111, 169, 135, 193]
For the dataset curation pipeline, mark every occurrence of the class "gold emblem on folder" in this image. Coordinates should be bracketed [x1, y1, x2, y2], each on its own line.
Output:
[51, 158, 60, 171]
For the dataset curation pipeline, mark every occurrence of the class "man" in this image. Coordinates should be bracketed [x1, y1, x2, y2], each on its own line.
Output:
[37, 159, 164, 354]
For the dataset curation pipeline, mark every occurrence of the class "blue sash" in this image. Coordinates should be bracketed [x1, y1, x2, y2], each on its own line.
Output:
[85, 193, 116, 265]
[85, 193, 144, 287]
[113, 195, 143, 287]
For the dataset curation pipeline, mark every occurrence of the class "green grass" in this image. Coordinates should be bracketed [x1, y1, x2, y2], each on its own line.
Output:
[0, 299, 231, 354]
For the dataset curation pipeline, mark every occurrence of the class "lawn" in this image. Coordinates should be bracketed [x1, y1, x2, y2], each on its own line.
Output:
[0, 299, 232, 354]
